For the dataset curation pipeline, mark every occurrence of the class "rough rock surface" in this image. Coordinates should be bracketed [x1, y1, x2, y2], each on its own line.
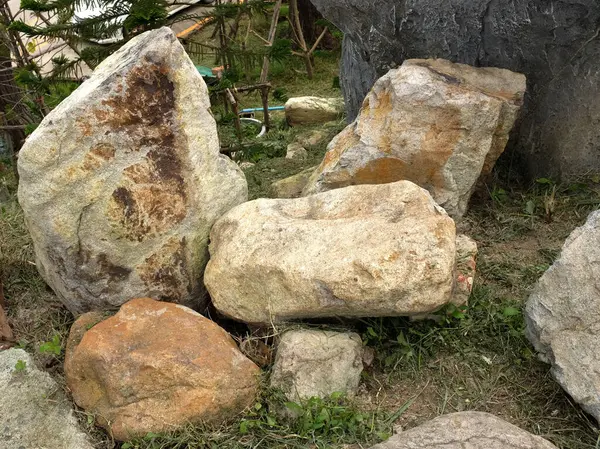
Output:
[526, 210, 600, 423]
[0, 348, 93, 449]
[285, 96, 344, 126]
[64, 297, 260, 441]
[270, 167, 317, 199]
[309, 0, 600, 180]
[286, 143, 308, 160]
[17, 27, 247, 314]
[369, 412, 557, 449]
[453, 234, 478, 305]
[303, 59, 525, 218]
[205, 181, 464, 324]
[296, 129, 328, 148]
[270, 329, 364, 401]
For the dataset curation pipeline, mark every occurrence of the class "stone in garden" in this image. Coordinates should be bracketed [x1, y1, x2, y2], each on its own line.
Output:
[205, 180, 467, 324]
[296, 129, 328, 147]
[0, 348, 94, 449]
[309, 0, 600, 180]
[303, 59, 526, 218]
[271, 329, 364, 401]
[270, 166, 317, 199]
[369, 411, 557, 449]
[285, 96, 344, 126]
[285, 142, 308, 160]
[17, 27, 247, 314]
[526, 210, 600, 423]
[239, 161, 255, 169]
[452, 234, 478, 305]
[64, 297, 260, 441]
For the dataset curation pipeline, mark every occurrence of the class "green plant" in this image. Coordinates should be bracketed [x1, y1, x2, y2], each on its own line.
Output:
[14, 359, 27, 372]
[39, 334, 62, 356]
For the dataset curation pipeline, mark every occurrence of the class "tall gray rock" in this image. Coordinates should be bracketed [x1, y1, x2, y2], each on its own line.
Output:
[526, 210, 600, 423]
[17, 27, 247, 314]
[310, 0, 600, 180]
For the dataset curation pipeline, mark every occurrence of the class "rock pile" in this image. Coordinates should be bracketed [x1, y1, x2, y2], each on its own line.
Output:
[303, 59, 526, 218]
[21, 23, 584, 445]
[17, 27, 247, 315]
[65, 297, 260, 441]
[526, 210, 600, 423]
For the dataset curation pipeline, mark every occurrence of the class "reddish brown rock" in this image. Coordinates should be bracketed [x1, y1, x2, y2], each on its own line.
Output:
[64, 298, 260, 441]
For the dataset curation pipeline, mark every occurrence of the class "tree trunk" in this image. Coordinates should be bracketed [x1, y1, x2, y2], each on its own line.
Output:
[291, 0, 334, 50]
[0, 40, 30, 155]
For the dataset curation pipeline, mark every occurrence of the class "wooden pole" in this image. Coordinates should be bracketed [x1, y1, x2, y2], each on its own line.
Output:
[259, 0, 282, 130]
[289, 0, 313, 79]
[225, 88, 242, 142]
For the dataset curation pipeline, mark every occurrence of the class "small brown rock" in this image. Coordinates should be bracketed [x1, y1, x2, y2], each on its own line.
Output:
[65, 298, 260, 441]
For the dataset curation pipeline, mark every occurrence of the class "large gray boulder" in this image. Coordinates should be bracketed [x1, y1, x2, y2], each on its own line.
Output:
[370, 412, 557, 449]
[205, 180, 475, 324]
[270, 329, 364, 401]
[309, 0, 600, 180]
[0, 348, 94, 449]
[303, 59, 525, 218]
[526, 210, 600, 423]
[17, 27, 247, 314]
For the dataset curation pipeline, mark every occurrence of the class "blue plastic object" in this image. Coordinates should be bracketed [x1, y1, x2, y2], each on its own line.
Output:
[240, 106, 285, 114]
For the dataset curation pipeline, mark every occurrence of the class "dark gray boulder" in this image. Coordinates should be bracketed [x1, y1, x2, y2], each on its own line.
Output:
[311, 0, 600, 180]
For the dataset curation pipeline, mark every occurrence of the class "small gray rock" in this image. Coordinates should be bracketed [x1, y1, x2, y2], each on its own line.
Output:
[270, 329, 364, 401]
[285, 143, 308, 160]
[370, 412, 557, 449]
[526, 209, 600, 423]
[0, 348, 93, 449]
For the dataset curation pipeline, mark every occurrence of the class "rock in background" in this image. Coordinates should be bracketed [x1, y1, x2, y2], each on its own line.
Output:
[0, 348, 94, 449]
[205, 181, 465, 324]
[285, 97, 344, 126]
[303, 59, 525, 218]
[309, 0, 600, 180]
[270, 166, 318, 199]
[526, 210, 600, 423]
[17, 27, 247, 315]
[369, 412, 558, 449]
[270, 329, 364, 401]
[64, 297, 260, 441]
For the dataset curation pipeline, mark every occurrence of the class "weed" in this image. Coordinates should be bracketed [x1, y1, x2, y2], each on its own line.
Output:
[122, 390, 393, 449]
[13, 359, 27, 373]
[39, 334, 62, 356]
